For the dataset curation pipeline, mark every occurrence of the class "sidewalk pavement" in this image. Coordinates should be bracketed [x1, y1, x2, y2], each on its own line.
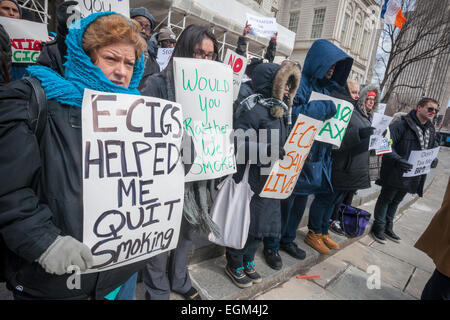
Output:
[254, 147, 449, 300]
[0, 148, 448, 300]
[135, 146, 448, 300]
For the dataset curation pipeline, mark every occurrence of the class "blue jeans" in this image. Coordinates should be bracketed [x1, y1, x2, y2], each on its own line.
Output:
[115, 273, 138, 300]
[264, 195, 308, 250]
[308, 192, 345, 235]
[373, 186, 407, 230]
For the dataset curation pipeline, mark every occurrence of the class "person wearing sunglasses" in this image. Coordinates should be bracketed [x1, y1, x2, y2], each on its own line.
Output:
[371, 97, 440, 244]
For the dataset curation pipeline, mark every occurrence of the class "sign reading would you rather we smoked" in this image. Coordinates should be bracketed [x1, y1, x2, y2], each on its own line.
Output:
[82, 90, 185, 273]
[173, 57, 236, 182]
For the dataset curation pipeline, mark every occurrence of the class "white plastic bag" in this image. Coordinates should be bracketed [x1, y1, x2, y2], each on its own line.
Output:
[208, 163, 254, 249]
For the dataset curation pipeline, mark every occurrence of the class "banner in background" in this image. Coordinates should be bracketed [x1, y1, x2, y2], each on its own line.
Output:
[0, 16, 51, 64]
[66, 0, 130, 18]
[246, 13, 277, 39]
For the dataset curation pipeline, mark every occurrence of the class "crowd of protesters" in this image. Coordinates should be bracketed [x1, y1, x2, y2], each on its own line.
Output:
[0, 0, 447, 300]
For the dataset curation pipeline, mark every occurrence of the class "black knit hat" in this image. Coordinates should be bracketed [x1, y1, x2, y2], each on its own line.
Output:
[0, 0, 22, 18]
[130, 7, 156, 30]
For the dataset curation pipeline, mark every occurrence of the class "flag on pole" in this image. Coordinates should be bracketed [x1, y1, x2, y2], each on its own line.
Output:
[381, 0, 407, 29]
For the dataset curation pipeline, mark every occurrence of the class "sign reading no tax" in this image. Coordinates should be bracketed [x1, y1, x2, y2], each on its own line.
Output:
[173, 57, 236, 182]
[309, 92, 354, 148]
[260, 114, 323, 199]
[81, 90, 185, 273]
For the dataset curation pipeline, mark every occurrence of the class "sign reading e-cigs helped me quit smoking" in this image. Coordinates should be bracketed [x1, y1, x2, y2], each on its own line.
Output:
[260, 114, 323, 199]
[82, 90, 185, 273]
[173, 57, 236, 182]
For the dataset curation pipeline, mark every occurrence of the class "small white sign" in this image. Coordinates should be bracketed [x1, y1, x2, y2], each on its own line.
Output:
[0, 16, 51, 64]
[156, 47, 174, 72]
[403, 147, 440, 178]
[377, 103, 387, 115]
[224, 49, 248, 101]
[246, 13, 278, 39]
[66, 0, 130, 18]
[308, 92, 354, 148]
[369, 113, 393, 151]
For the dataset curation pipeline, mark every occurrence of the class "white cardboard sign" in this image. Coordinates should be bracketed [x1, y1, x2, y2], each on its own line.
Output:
[156, 47, 174, 72]
[0, 16, 51, 64]
[259, 114, 323, 199]
[173, 57, 236, 182]
[308, 92, 354, 148]
[82, 89, 185, 273]
[369, 113, 393, 151]
[403, 147, 440, 178]
[224, 49, 248, 101]
[246, 13, 278, 39]
[66, 0, 130, 18]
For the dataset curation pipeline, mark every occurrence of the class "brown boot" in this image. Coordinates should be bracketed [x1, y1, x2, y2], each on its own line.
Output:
[321, 233, 340, 250]
[304, 231, 331, 255]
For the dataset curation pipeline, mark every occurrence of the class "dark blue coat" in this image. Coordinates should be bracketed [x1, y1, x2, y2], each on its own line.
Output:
[292, 39, 353, 195]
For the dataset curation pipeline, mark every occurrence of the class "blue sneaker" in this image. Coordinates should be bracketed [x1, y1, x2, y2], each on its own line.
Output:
[244, 261, 262, 284]
[225, 264, 253, 288]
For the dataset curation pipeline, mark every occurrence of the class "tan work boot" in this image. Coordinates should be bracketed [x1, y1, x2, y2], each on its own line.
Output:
[321, 233, 340, 250]
[304, 231, 331, 255]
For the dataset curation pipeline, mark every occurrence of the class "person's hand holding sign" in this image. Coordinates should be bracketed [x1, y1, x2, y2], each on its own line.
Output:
[243, 21, 251, 37]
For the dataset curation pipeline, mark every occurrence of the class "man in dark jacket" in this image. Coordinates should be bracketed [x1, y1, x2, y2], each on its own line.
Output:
[130, 7, 159, 88]
[371, 98, 440, 244]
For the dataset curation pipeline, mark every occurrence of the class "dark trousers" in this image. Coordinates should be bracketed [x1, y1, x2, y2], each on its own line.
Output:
[308, 192, 345, 235]
[263, 194, 308, 250]
[373, 186, 407, 231]
[226, 235, 260, 269]
[142, 217, 193, 300]
[331, 190, 356, 221]
[421, 269, 450, 300]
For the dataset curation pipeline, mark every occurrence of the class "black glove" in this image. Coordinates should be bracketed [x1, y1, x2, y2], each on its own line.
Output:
[396, 158, 413, 173]
[430, 158, 438, 169]
[359, 127, 375, 139]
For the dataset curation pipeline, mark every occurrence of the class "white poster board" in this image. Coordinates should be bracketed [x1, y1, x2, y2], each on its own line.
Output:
[308, 92, 354, 148]
[173, 57, 236, 182]
[246, 13, 278, 39]
[66, 0, 130, 18]
[156, 47, 174, 72]
[377, 103, 387, 115]
[224, 49, 248, 101]
[82, 89, 185, 273]
[369, 113, 393, 151]
[260, 114, 323, 199]
[403, 147, 440, 178]
[0, 16, 51, 64]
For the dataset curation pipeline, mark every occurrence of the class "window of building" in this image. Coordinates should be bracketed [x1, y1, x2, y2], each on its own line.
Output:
[254, 0, 263, 5]
[271, 7, 278, 18]
[361, 29, 370, 58]
[340, 13, 350, 44]
[351, 22, 361, 52]
[311, 8, 326, 39]
[288, 11, 300, 33]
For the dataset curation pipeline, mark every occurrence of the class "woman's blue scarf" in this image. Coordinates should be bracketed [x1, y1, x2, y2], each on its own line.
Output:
[27, 11, 145, 108]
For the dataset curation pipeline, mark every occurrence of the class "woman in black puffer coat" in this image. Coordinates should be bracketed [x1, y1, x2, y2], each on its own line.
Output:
[225, 62, 301, 288]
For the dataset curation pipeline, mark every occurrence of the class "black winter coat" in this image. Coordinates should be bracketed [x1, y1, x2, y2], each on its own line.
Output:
[0, 80, 148, 299]
[0, 24, 11, 85]
[376, 110, 437, 197]
[233, 62, 301, 238]
[331, 84, 379, 191]
[36, 40, 65, 76]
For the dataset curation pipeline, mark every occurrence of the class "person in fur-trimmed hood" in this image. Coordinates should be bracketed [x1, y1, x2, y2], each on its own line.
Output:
[225, 62, 301, 288]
